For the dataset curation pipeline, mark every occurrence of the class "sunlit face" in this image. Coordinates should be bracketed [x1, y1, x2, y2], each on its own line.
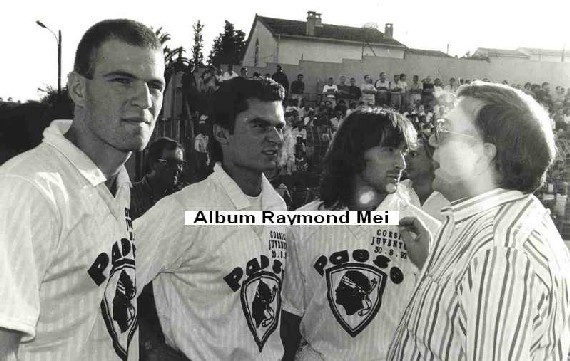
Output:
[359, 143, 407, 194]
[223, 98, 285, 173]
[80, 39, 165, 152]
[432, 97, 485, 201]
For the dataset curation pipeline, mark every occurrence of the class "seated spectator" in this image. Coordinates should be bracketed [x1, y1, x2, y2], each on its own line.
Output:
[409, 75, 422, 108]
[390, 74, 403, 110]
[239, 66, 248, 78]
[220, 64, 238, 81]
[337, 75, 350, 101]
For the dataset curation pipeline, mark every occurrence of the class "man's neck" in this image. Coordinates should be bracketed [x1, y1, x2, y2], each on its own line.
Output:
[349, 177, 388, 211]
[66, 119, 131, 192]
[221, 163, 263, 197]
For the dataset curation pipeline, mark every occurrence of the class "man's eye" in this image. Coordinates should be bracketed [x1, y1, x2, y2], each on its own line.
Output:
[112, 78, 132, 85]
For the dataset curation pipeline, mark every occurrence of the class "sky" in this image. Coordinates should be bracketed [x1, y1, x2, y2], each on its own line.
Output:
[2, 0, 570, 102]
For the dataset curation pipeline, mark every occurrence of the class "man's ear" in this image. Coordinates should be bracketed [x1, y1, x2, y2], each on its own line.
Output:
[482, 142, 497, 161]
[213, 124, 230, 145]
[67, 71, 87, 108]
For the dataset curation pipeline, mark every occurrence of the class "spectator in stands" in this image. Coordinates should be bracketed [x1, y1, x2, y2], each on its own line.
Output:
[409, 75, 422, 109]
[198, 67, 218, 94]
[403, 133, 450, 222]
[221, 64, 238, 81]
[361, 75, 377, 106]
[322, 77, 339, 107]
[399, 73, 409, 110]
[374, 71, 391, 106]
[239, 66, 248, 78]
[421, 76, 435, 112]
[131, 137, 184, 220]
[290, 74, 305, 106]
[337, 75, 350, 102]
[390, 74, 403, 110]
[272, 64, 290, 97]
[347, 77, 362, 102]
[444, 77, 458, 93]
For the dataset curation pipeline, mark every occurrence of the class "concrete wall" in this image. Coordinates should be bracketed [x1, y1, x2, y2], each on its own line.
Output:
[247, 53, 570, 97]
[242, 22, 278, 67]
[276, 38, 404, 65]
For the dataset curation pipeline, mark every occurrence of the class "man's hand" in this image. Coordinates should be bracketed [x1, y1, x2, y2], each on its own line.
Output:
[399, 217, 431, 269]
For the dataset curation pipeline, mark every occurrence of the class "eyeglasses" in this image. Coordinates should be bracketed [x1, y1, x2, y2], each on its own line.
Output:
[428, 118, 479, 147]
[157, 158, 185, 168]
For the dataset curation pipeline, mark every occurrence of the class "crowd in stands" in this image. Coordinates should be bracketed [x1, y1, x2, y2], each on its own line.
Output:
[180, 65, 570, 210]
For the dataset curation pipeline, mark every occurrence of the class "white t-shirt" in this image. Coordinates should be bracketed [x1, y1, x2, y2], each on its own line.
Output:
[323, 84, 338, 99]
[0, 119, 138, 360]
[221, 70, 239, 81]
[135, 163, 288, 360]
[282, 187, 440, 361]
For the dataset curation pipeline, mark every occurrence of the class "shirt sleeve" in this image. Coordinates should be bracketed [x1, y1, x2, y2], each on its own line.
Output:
[134, 194, 196, 293]
[281, 225, 305, 316]
[0, 175, 59, 340]
[458, 248, 540, 360]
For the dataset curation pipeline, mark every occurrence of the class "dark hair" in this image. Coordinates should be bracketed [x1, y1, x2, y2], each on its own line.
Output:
[74, 19, 162, 79]
[208, 77, 285, 163]
[457, 82, 556, 192]
[145, 137, 182, 173]
[319, 109, 417, 210]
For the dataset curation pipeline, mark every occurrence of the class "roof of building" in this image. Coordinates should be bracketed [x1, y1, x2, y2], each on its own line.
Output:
[517, 47, 567, 57]
[255, 15, 405, 47]
[406, 48, 452, 58]
[473, 47, 529, 58]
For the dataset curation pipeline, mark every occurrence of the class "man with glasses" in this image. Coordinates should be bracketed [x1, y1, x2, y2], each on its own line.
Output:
[131, 137, 184, 220]
[388, 82, 570, 360]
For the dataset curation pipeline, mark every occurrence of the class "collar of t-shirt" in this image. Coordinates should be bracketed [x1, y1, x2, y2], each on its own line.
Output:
[43, 119, 130, 189]
[211, 162, 285, 211]
[443, 188, 527, 223]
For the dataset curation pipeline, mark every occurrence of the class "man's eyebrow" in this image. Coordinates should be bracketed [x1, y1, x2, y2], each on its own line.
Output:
[102, 71, 136, 79]
[103, 71, 165, 87]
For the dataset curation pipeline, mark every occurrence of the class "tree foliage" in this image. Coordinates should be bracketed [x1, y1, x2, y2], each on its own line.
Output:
[208, 20, 246, 66]
[191, 20, 205, 68]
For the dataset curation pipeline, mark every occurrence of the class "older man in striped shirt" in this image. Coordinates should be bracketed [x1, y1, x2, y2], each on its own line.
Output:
[388, 82, 570, 360]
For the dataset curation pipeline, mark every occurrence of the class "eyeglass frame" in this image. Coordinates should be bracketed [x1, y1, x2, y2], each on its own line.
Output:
[428, 118, 480, 147]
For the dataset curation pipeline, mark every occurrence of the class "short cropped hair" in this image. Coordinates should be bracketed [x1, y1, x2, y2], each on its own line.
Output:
[319, 109, 417, 210]
[209, 77, 285, 162]
[74, 19, 162, 79]
[457, 82, 556, 192]
[145, 137, 182, 173]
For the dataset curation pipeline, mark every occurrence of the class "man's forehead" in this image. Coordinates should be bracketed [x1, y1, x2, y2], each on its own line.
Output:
[92, 39, 165, 76]
[162, 148, 183, 160]
[242, 98, 284, 122]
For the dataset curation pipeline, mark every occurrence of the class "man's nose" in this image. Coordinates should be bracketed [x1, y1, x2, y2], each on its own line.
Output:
[131, 82, 152, 109]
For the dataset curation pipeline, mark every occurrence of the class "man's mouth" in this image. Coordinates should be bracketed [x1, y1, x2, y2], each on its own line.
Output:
[262, 149, 279, 156]
[122, 117, 150, 125]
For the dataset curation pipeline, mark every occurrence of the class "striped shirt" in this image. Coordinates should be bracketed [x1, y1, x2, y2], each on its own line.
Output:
[0, 119, 138, 361]
[387, 188, 570, 361]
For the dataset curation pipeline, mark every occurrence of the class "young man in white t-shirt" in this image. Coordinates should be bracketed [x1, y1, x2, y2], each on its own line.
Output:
[135, 77, 288, 360]
[281, 109, 440, 361]
[0, 19, 165, 360]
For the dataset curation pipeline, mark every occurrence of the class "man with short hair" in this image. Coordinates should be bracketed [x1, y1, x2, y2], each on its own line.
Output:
[347, 77, 362, 102]
[290, 73, 305, 106]
[374, 72, 391, 107]
[0, 19, 165, 360]
[135, 77, 288, 360]
[322, 77, 339, 107]
[272, 64, 290, 98]
[361, 75, 377, 106]
[388, 82, 570, 360]
[337, 75, 350, 102]
[131, 137, 184, 220]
